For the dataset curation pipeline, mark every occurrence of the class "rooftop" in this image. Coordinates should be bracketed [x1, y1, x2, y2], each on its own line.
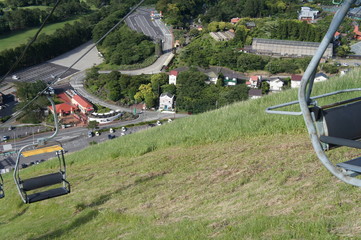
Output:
[73, 95, 93, 109]
[253, 38, 327, 48]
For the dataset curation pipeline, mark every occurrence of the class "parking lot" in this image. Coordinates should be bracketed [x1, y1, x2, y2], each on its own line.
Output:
[4, 62, 78, 84]
[126, 8, 164, 40]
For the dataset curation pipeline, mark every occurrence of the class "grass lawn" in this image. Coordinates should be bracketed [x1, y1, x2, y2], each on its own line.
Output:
[1, 69, 361, 238]
[0, 18, 79, 52]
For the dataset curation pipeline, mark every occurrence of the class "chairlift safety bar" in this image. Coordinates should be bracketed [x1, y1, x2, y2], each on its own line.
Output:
[22, 145, 63, 158]
[266, 88, 361, 115]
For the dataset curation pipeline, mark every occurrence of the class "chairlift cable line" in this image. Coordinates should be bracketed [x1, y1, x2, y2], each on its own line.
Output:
[0, 0, 63, 85]
[2, 0, 146, 126]
[54, 0, 146, 82]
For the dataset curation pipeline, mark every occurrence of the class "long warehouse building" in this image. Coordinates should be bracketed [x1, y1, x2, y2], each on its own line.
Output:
[251, 38, 333, 58]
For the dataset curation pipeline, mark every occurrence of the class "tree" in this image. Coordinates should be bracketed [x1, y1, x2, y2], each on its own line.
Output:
[151, 73, 168, 96]
[134, 83, 157, 108]
[14, 80, 49, 123]
[261, 81, 270, 94]
[216, 73, 224, 87]
[87, 120, 98, 130]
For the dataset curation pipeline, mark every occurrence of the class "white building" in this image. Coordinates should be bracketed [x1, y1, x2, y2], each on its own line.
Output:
[314, 73, 328, 83]
[159, 93, 174, 111]
[247, 75, 261, 88]
[269, 78, 284, 92]
[169, 70, 178, 85]
[291, 74, 302, 88]
[88, 110, 123, 124]
[205, 71, 219, 84]
[224, 77, 237, 86]
[298, 7, 319, 22]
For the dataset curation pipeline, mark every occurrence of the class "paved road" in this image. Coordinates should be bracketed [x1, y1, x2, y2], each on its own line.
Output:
[0, 115, 176, 170]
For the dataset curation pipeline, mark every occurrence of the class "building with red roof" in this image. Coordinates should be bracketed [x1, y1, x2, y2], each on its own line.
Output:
[71, 95, 94, 114]
[354, 25, 361, 40]
[247, 75, 261, 88]
[169, 70, 179, 85]
[231, 18, 241, 24]
[48, 103, 75, 116]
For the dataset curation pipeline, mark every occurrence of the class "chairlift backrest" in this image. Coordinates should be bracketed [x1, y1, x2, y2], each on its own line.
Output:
[311, 98, 361, 150]
[0, 174, 4, 199]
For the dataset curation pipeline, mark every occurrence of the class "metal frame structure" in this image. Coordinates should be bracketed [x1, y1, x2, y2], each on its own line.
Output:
[13, 94, 70, 203]
[267, 0, 361, 186]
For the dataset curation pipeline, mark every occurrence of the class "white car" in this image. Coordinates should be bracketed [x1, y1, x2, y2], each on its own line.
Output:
[95, 131, 100, 136]
[12, 75, 19, 80]
[109, 128, 114, 133]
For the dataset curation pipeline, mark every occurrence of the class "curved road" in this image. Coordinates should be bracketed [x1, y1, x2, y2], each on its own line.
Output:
[69, 11, 180, 120]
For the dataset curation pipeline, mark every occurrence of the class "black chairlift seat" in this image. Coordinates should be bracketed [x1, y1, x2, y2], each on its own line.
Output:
[14, 144, 70, 204]
[310, 97, 361, 174]
[311, 97, 361, 150]
[0, 173, 4, 199]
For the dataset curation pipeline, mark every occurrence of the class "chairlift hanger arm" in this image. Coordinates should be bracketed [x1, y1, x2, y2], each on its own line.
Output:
[299, 0, 361, 187]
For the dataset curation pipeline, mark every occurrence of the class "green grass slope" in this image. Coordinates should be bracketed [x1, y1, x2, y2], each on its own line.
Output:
[1, 70, 361, 239]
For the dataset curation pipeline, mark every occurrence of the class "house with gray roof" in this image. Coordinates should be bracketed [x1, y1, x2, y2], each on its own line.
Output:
[159, 93, 174, 111]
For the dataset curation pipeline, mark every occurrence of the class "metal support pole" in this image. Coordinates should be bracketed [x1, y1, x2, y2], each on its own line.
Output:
[299, 0, 361, 187]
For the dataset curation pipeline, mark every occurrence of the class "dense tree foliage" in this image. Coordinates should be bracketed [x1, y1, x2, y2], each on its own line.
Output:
[270, 20, 323, 42]
[175, 69, 249, 114]
[14, 80, 49, 123]
[201, 0, 290, 22]
[0, 20, 92, 75]
[85, 68, 151, 106]
[99, 25, 155, 65]
[85, 68, 249, 113]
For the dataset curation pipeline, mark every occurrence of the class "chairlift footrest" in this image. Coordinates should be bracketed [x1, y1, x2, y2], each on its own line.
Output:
[337, 157, 361, 174]
[26, 187, 69, 203]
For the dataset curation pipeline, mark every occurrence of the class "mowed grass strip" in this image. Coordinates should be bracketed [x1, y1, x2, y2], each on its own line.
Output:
[0, 19, 78, 52]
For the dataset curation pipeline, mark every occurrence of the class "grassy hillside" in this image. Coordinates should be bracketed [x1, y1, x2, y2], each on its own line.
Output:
[0, 19, 79, 52]
[1, 69, 361, 239]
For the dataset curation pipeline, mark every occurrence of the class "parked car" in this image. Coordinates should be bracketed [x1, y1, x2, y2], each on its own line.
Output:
[95, 131, 100, 136]
[12, 75, 19, 80]
[121, 127, 127, 132]
[87, 131, 93, 138]
[2, 136, 9, 141]
[109, 128, 114, 133]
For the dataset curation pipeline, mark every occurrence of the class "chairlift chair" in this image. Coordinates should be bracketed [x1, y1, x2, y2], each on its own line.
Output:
[266, 0, 361, 187]
[13, 94, 70, 203]
[0, 173, 4, 198]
